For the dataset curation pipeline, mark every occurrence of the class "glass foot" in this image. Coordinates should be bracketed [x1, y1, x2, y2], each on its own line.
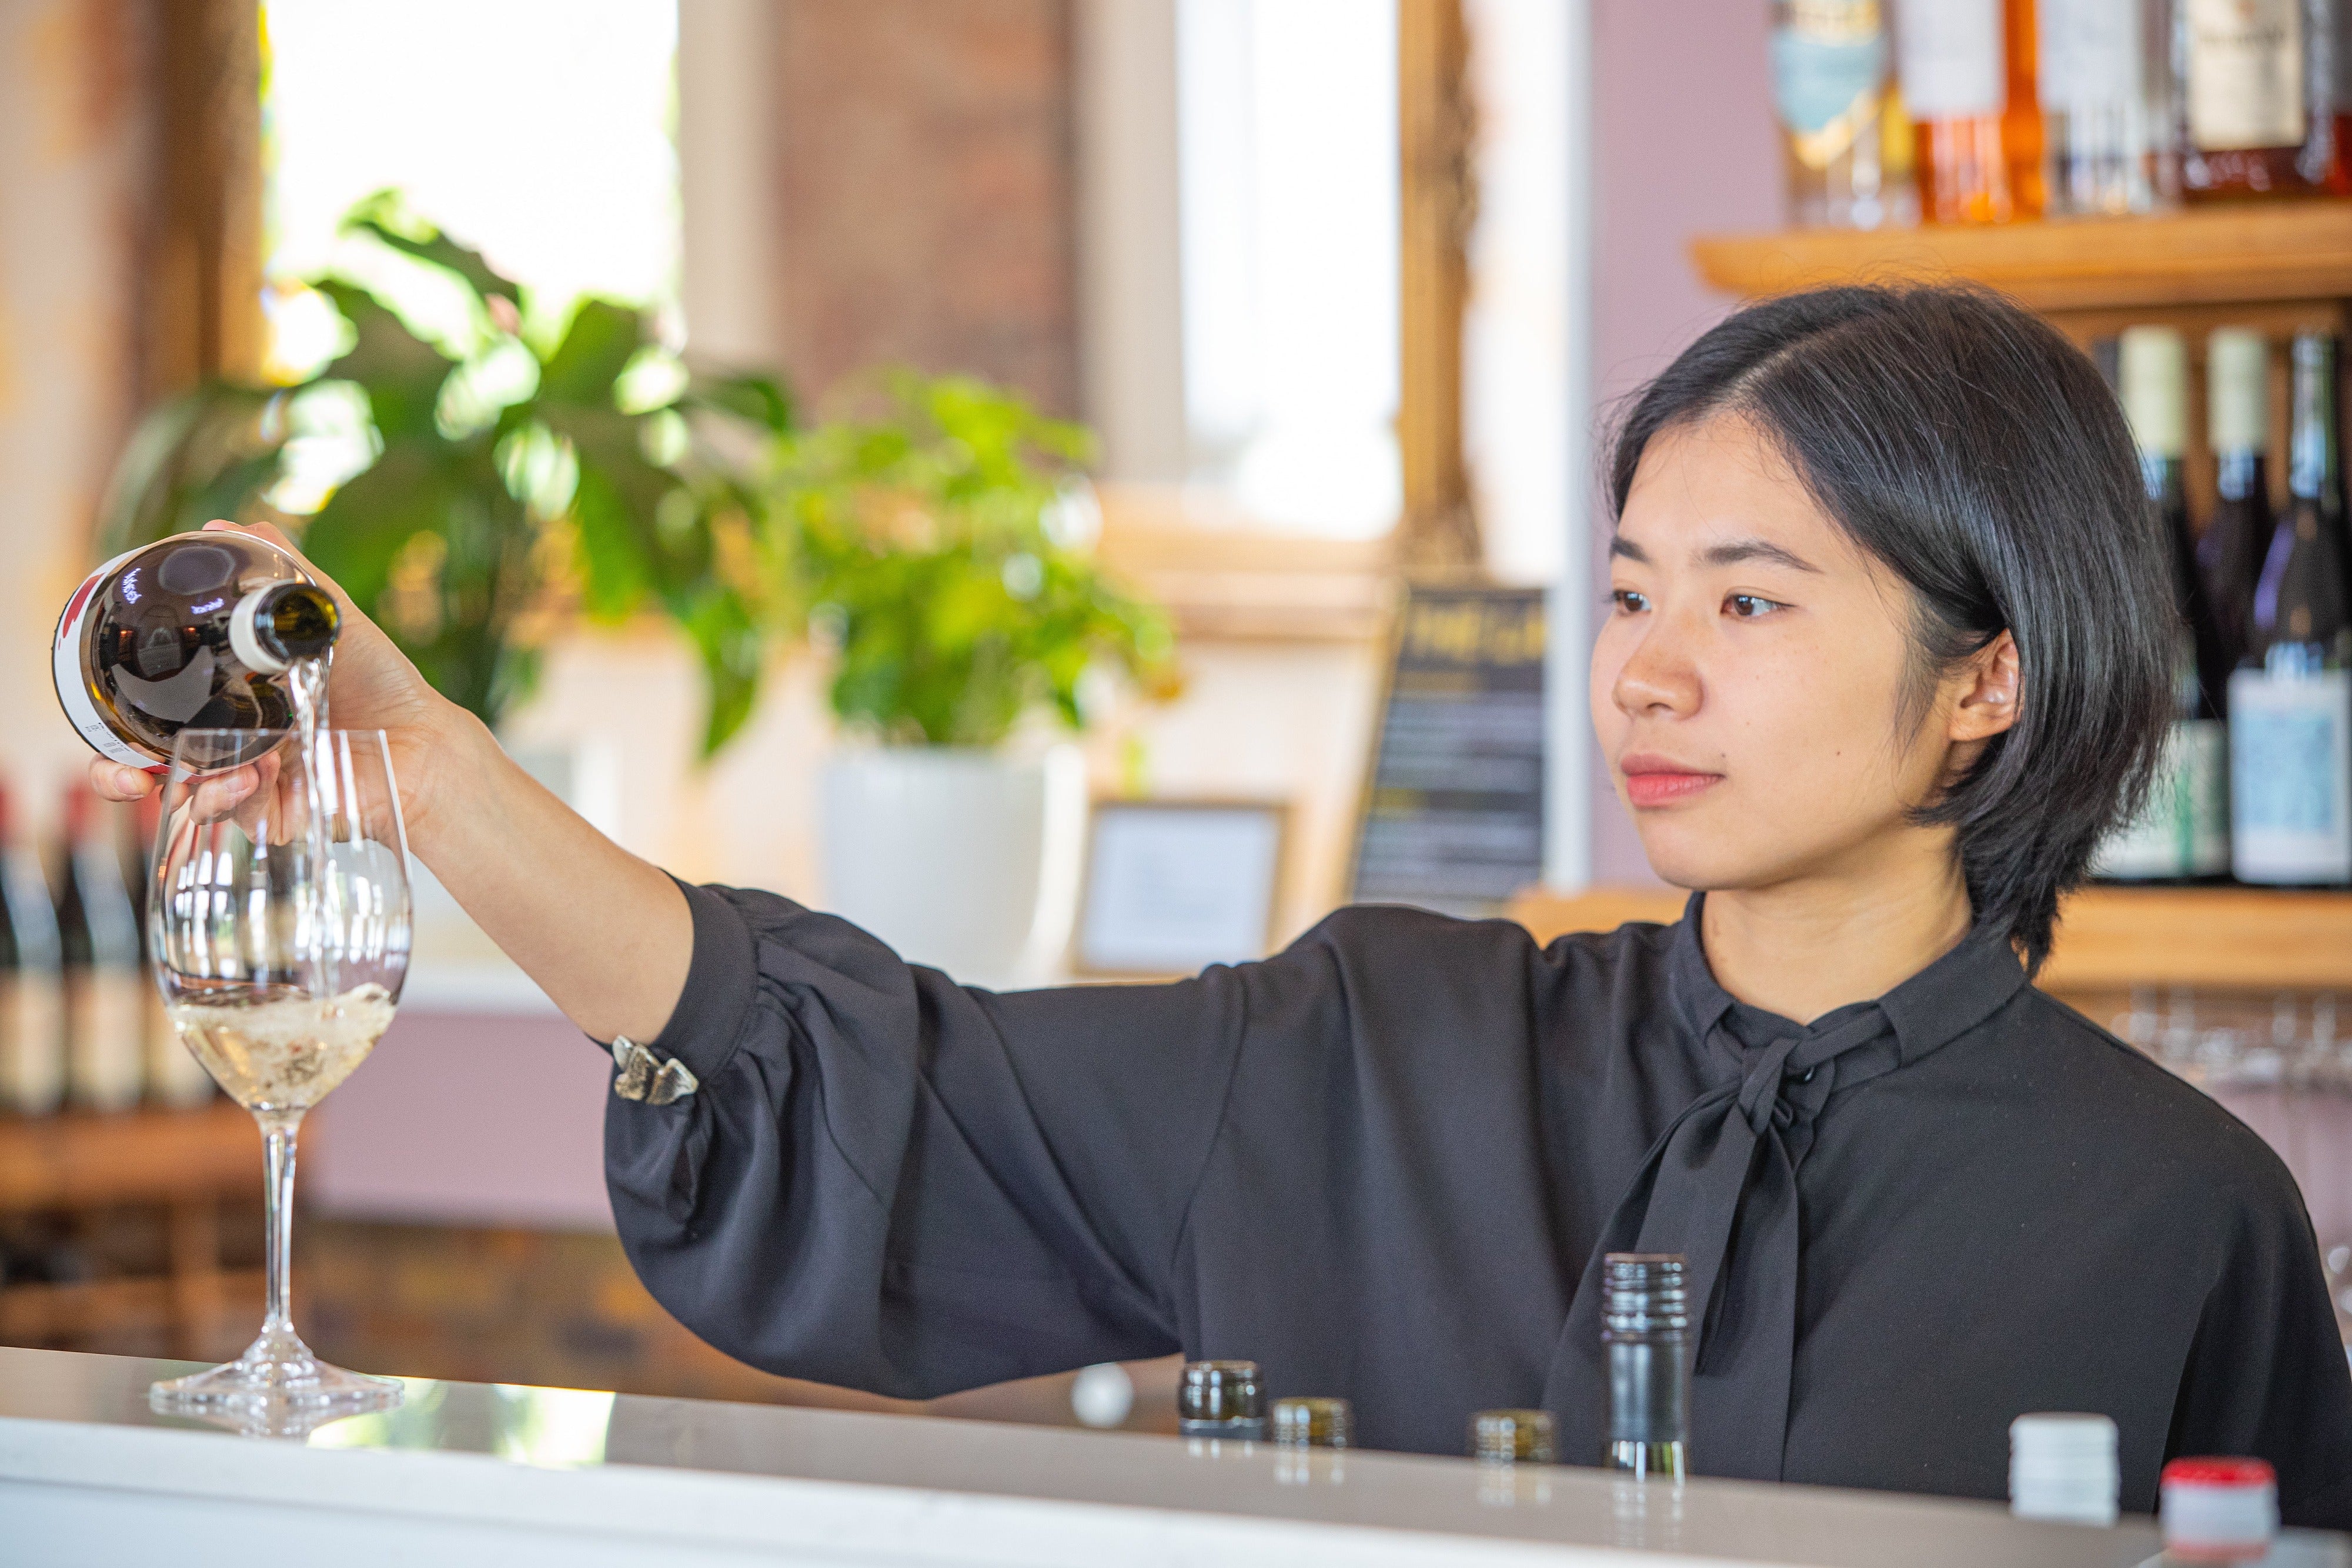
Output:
[151, 1323, 402, 1436]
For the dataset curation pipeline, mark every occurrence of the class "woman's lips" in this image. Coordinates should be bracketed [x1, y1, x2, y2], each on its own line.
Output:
[1620, 758, 1723, 808]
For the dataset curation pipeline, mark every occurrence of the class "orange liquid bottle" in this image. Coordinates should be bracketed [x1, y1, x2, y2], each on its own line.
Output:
[1901, 0, 2046, 222]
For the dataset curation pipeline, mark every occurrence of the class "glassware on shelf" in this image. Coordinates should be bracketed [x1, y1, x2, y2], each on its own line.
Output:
[145, 727, 410, 1426]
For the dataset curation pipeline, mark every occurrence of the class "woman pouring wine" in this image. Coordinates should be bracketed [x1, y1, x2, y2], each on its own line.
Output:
[90, 285, 2352, 1521]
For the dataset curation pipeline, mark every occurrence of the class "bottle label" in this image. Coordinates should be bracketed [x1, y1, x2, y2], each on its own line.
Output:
[2186, 0, 2307, 151]
[1775, 3, 1887, 146]
[0, 973, 65, 1116]
[68, 968, 147, 1112]
[2230, 668, 2352, 883]
[2037, 0, 2141, 107]
[52, 544, 163, 771]
[2095, 720, 2230, 878]
[1895, 0, 2004, 118]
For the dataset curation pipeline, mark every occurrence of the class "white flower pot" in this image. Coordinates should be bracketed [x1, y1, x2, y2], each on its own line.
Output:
[819, 744, 1087, 988]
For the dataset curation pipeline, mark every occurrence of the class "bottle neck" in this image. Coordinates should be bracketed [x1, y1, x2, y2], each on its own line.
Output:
[2289, 338, 2341, 505]
[2216, 449, 2266, 503]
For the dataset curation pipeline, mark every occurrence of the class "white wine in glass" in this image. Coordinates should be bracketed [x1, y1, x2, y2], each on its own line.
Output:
[146, 726, 410, 1424]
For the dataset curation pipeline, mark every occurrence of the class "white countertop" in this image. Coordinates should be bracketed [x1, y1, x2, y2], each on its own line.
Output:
[4, 1346, 2316, 1568]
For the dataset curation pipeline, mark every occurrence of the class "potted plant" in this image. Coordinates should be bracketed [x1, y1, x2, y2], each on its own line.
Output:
[98, 193, 793, 756]
[773, 374, 1175, 984]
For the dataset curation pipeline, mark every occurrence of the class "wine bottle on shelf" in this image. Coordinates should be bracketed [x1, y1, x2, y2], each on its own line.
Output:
[55, 783, 146, 1112]
[52, 530, 339, 772]
[2178, 0, 2346, 200]
[2201, 327, 2275, 670]
[2229, 332, 2352, 887]
[1773, 1, 1901, 228]
[2096, 327, 2232, 881]
[129, 787, 211, 1109]
[2039, 0, 2174, 214]
[1896, 0, 2045, 223]
[0, 783, 65, 1117]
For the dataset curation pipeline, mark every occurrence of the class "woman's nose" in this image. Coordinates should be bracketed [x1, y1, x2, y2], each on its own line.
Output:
[1612, 614, 1702, 720]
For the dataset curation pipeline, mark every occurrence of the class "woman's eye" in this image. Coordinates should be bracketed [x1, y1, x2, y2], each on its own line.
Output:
[1612, 589, 1649, 614]
[1725, 593, 1784, 620]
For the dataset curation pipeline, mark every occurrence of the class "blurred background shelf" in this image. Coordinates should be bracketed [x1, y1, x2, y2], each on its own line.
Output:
[0, 1102, 252, 1212]
[1509, 885, 2352, 995]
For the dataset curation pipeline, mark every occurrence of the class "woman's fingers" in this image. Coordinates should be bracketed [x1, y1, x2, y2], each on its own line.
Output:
[89, 759, 157, 803]
[179, 765, 265, 827]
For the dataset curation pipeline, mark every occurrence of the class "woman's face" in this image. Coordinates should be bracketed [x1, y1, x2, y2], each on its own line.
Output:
[1590, 413, 2010, 894]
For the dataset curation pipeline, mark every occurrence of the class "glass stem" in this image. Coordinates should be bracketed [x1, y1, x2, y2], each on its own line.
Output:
[260, 1112, 303, 1335]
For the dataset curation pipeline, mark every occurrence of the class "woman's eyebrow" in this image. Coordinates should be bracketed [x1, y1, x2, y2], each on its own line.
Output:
[1698, 537, 1822, 573]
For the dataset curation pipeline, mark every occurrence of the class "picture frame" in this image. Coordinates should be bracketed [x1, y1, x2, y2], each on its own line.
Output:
[1073, 798, 1291, 979]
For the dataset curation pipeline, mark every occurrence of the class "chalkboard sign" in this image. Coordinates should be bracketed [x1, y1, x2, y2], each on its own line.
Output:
[1349, 584, 1546, 917]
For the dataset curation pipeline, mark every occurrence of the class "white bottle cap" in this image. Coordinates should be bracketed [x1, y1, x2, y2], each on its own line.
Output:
[2010, 1413, 2120, 1526]
[2209, 328, 2271, 456]
[2161, 1457, 2278, 1557]
[2119, 326, 2189, 459]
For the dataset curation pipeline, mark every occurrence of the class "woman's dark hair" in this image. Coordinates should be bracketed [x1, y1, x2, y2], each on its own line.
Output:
[1607, 283, 2173, 973]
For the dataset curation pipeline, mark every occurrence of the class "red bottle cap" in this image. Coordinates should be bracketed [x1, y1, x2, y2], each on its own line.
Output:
[2162, 1457, 2278, 1562]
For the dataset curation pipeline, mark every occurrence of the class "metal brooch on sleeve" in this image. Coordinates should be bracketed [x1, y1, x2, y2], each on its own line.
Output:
[610, 1037, 698, 1105]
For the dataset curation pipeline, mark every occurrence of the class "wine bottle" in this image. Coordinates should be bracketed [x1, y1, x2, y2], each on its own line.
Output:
[2179, 0, 2346, 200]
[1601, 1253, 1688, 1482]
[1774, 1, 1900, 228]
[1896, 0, 2046, 223]
[2229, 332, 2352, 886]
[2097, 327, 2232, 880]
[2202, 327, 2275, 670]
[55, 782, 148, 1111]
[0, 783, 65, 1117]
[53, 531, 339, 772]
[2039, 0, 2173, 214]
[130, 788, 211, 1109]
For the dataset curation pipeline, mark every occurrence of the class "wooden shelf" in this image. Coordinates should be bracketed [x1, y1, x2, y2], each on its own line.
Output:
[0, 1268, 261, 1344]
[1692, 205, 2352, 316]
[1508, 885, 2352, 994]
[0, 1102, 255, 1213]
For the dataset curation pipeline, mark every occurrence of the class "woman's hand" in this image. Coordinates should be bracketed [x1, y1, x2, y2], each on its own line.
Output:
[86, 520, 476, 840]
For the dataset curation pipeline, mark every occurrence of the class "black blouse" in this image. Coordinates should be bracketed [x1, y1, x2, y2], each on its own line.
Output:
[606, 884, 2352, 1523]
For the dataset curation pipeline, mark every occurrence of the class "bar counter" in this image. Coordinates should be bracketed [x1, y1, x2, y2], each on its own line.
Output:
[8, 1346, 2340, 1567]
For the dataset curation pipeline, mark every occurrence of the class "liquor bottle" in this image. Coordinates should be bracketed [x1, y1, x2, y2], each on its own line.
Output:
[130, 787, 211, 1109]
[1774, 1, 1900, 227]
[1897, 0, 2046, 222]
[2010, 1413, 2121, 1524]
[2096, 327, 2231, 880]
[1178, 1360, 1266, 1440]
[2179, 0, 2346, 199]
[2229, 332, 2352, 886]
[53, 530, 339, 771]
[55, 783, 146, 1111]
[2040, 0, 2174, 213]
[1601, 1252, 1688, 1482]
[0, 784, 65, 1116]
[2203, 327, 2276, 668]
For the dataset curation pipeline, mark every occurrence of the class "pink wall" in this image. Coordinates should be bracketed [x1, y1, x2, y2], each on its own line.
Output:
[1585, 0, 1781, 884]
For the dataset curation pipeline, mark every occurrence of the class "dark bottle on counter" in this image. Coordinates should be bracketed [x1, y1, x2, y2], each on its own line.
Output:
[55, 782, 145, 1112]
[2203, 327, 2276, 668]
[2096, 327, 2232, 881]
[0, 784, 65, 1117]
[1601, 1252, 1689, 1483]
[2229, 332, 2352, 886]
[1178, 1359, 1265, 1441]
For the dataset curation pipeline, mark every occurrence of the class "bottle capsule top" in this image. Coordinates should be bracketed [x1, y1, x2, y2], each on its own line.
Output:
[1178, 1360, 1263, 1425]
[1469, 1408, 1555, 1463]
[2161, 1457, 2278, 1559]
[1601, 1252, 1688, 1342]
[2009, 1413, 2119, 1526]
[2207, 328, 2270, 454]
[1269, 1396, 1351, 1449]
[2119, 326, 2189, 459]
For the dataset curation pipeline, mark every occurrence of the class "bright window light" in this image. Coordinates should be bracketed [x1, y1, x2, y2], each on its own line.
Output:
[1177, 0, 1401, 537]
[260, 0, 680, 380]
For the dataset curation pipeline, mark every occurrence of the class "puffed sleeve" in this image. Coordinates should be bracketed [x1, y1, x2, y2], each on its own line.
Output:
[2166, 1169, 2352, 1528]
[604, 880, 1251, 1398]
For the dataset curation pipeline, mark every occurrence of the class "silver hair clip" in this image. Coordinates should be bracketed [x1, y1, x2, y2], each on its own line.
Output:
[611, 1037, 698, 1105]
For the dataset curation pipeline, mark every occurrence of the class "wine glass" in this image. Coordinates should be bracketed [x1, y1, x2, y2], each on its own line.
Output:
[146, 727, 411, 1425]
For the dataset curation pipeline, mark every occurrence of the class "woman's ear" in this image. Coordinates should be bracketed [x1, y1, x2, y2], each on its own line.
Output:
[1947, 630, 2022, 743]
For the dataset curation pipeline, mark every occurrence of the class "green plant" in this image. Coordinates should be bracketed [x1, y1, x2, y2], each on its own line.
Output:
[99, 193, 792, 755]
[774, 374, 1175, 747]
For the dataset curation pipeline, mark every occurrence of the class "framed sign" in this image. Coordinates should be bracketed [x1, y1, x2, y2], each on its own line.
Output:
[1349, 583, 1546, 918]
[1074, 799, 1289, 978]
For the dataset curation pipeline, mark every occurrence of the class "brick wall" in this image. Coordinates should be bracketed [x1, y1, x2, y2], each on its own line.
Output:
[773, 0, 1080, 417]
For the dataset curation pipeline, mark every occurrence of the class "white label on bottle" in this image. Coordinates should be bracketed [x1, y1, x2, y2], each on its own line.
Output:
[0, 972, 65, 1116]
[69, 968, 146, 1112]
[2094, 720, 2230, 878]
[2185, 0, 2307, 151]
[2230, 668, 2352, 883]
[1896, 0, 2006, 118]
[2037, 0, 2141, 107]
[52, 543, 162, 771]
